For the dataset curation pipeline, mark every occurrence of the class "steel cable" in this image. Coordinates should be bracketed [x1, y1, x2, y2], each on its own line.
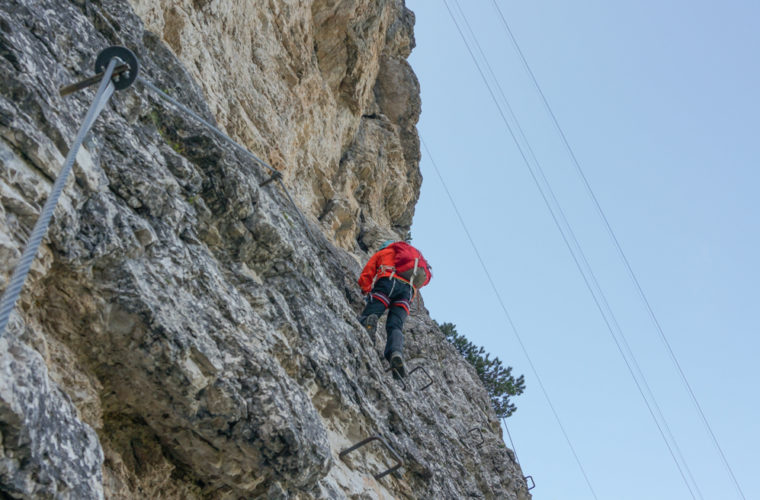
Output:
[0, 58, 118, 337]
[501, 417, 520, 466]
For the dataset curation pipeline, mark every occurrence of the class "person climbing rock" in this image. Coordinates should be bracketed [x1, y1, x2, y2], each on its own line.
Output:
[358, 240, 432, 378]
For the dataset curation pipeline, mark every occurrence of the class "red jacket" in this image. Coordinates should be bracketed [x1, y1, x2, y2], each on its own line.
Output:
[358, 247, 397, 294]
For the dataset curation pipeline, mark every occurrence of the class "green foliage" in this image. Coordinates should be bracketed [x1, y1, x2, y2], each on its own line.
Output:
[438, 321, 525, 418]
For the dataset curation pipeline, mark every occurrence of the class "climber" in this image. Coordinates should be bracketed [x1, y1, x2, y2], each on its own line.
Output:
[358, 240, 432, 378]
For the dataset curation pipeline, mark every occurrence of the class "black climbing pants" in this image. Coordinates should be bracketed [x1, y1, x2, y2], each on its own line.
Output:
[359, 277, 413, 360]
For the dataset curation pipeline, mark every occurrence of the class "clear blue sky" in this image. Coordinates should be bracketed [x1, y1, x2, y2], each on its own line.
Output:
[407, 1, 759, 499]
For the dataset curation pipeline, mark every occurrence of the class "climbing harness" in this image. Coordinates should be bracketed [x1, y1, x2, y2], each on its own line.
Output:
[0, 46, 138, 338]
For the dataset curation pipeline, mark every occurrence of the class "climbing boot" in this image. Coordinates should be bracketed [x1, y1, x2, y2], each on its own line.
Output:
[361, 314, 379, 340]
[389, 351, 406, 379]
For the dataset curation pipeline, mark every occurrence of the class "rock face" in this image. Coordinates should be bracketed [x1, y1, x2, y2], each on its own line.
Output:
[0, 0, 531, 499]
[130, 0, 422, 249]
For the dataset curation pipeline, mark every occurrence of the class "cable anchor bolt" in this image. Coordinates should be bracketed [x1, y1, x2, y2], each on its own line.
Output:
[259, 170, 283, 187]
[59, 46, 139, 97]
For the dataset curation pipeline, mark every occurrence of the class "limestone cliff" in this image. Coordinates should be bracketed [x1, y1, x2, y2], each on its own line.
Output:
[0, 0, 531, 498]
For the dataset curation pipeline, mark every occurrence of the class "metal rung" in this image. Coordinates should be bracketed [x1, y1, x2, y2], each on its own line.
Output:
[466, 427, 485, 448]
[525, 475, 535, 490]
[407, 365, 433, 391]
[339, 435, 403, 480]
[386, 367, 407, 390]
[385, 363, 434, 392]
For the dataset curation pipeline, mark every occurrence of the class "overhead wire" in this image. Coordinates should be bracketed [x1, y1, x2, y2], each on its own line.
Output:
[447, 1, 702, 497]
[489, 4, 746, 498]
[421, 137, 599, 500]
[446, 4, 703, 498]
[442, 0, 704, 497]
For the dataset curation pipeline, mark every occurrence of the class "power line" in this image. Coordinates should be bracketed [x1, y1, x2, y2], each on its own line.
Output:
[443, 0, 704, 497]
[447, 3, 706, 495]
[421, 137, 600, 500]
[489, 3, 746, 499]
[447, 1, 702, 496]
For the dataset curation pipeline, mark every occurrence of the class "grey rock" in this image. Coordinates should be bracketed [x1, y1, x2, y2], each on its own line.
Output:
[0, 0, 531, 498]
[0, 329, 104, 499]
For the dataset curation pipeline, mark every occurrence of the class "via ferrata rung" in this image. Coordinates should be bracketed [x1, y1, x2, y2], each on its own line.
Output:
[339, 435, 403, 480]
[386, 363, 434, 392]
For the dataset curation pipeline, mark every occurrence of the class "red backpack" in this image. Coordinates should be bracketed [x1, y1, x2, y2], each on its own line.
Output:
[386, 242, 432, 288]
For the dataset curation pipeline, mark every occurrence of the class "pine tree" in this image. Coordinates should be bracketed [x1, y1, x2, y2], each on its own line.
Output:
[439, 322, 525, 418]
